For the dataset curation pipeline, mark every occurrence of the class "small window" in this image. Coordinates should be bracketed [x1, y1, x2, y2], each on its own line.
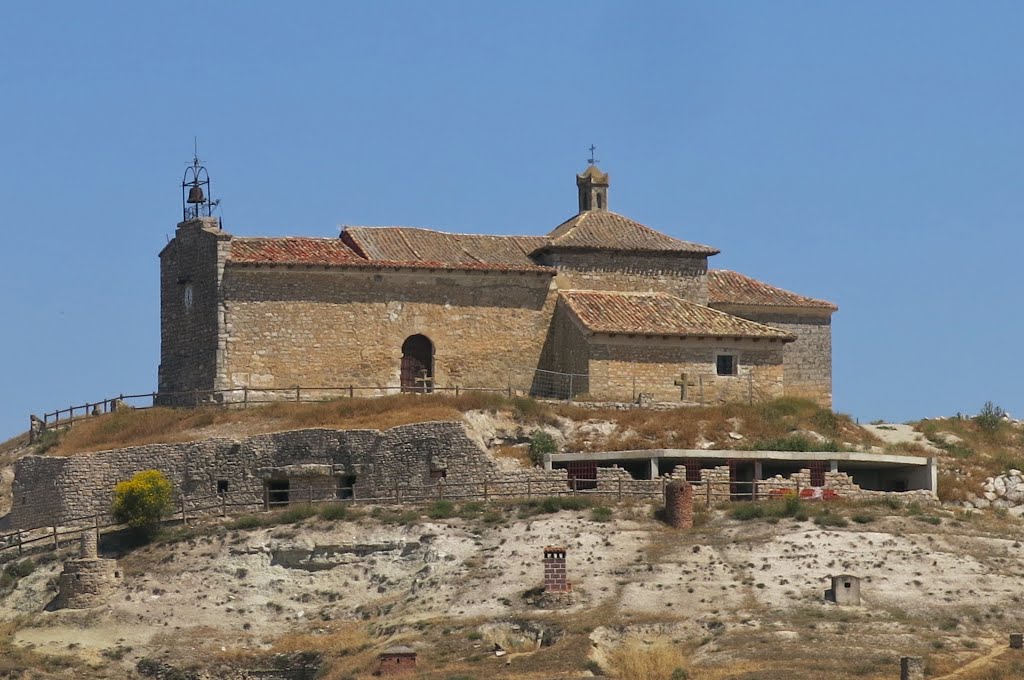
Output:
[217, 480, 229, 494]
[596, 193, 604, 209]
[716, 354, 736, 376]
[844, 582, 852, 589]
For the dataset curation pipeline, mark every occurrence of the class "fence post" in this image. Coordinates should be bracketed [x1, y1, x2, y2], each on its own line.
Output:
[699, 377, 705, 406]
[180, 499, 188, 525]
[483, 479, 488, 501]
[193, 389, 199, 407]
[527, 479, 532, 499]
[52, 526, 59, 551]
[296, 386, 301, 403]
[349, 385, 354, 399]
[568, 374, 574, 401]
[617, 477, 623, 502]
[94, 513, 100, 547]
[243, 387, 248, 408]
[748, 374, 753, 405]
[263, 485, 269, 511]
[221, 494, 227, 517]
[706, 480, 711, 507]
[17, 529, 22, 556]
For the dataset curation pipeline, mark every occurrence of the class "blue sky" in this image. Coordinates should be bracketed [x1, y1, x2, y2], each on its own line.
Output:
[1, 2, 1022, 439]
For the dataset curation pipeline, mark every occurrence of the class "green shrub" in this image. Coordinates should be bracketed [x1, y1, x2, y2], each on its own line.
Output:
[851, 513, 875, 524]
[729, 503, 764, 521]
[427, 499, 456, 519]
[750, 435, 839, 453]
[814, 511, 848, 528]
[528, 431, 558, 465]
[226, 514, 268, 530]
[33, 429, 60, 454]
[318, 504, 348, 521]
[278, 504, 318, 524]
[112, 470, 174, 535]
[975, 401, 1007, 433]
[590, 506, 613, 522]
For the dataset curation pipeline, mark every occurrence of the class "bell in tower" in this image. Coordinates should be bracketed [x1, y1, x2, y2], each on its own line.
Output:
[577, 145, 609, 212]
[181, 150, 214, 222]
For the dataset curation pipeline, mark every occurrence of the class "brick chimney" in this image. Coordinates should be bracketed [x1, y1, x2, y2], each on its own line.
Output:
[543, 546, 571, 593]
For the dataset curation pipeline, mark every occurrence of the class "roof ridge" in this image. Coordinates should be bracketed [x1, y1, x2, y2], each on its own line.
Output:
[343, 225, 546, 240]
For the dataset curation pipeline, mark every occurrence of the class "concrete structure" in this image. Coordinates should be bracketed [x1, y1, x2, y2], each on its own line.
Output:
[376, 646, 417, 676]
[664, 480, 694, 529]
[158, 165, 837, 407]
[543, 546, 571, 593]
[825, 574, 861, 606]
[900, 656, 924, 680]
[57, 533, 121, 609]
[548, 448, 937, 498]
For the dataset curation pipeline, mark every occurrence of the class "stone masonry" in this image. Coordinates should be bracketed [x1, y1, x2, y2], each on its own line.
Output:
[57, 533, 121, 609]
[10, 422, 660, 530]
[664, 480, 694, 529]
[158, 166, 836, 407]
[900, 656, 924, 680]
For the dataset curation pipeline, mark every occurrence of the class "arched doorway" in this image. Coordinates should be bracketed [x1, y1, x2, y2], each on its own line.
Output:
[401, 334, 434, 393]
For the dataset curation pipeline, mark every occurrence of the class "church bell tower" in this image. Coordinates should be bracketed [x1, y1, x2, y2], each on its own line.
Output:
[577, 147, 609, 212]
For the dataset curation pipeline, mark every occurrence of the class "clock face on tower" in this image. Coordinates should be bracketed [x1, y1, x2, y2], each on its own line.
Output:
[184, 285, 194, 310]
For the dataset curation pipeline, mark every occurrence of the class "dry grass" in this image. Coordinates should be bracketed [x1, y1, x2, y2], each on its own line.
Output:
[493, 444, 532, 467]
[562, 396, 876, 452]
[46, 393, 521, 455]
[42, 394, 874, 459]
[606, 641, 687, 680]
[917, 417, 1024, 501]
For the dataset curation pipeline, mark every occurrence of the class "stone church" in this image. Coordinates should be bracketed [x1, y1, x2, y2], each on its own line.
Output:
[159, 164, 836, 407]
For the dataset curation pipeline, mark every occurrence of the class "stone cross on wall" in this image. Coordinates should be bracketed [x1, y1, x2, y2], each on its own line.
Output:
[673, 373, 689, 400]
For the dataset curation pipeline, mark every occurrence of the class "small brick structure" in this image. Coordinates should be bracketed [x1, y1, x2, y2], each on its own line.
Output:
[1011, 633, 1023, 649]
[900, 656, 924, 680]
[664, 480, 694, 529]
[543, 546, 571, 593]
[824, 574, 861, 606]
[57, 533, 122, 609]
[376, 645, 417, 676]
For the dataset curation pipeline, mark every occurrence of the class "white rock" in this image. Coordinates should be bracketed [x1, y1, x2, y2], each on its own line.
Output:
[983, 491, 998, 501]
[1009, 505, 1024, 518]
[1005, 490, 1023, 504]
[983, 482, 996, 493]
[994, 477, 1007, 495]
[1009, 469, 1022, 477]
[728, 432, 744, 440]
[973, 498, 991, 509]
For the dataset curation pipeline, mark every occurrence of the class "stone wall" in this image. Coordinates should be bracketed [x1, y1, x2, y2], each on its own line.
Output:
[158, 218, 231, 402]
[7, 422, 603, 529]
[709, 305, 832, 407]
[545, 251, 709, 304]
[220, 267, 556, 393]
[586, 338, 786, 403]
[536, 299, 591, 395]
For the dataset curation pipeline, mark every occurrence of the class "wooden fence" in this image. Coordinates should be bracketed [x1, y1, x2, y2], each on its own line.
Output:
[37, 384, 517, 431]
[0, 477, 786, 563]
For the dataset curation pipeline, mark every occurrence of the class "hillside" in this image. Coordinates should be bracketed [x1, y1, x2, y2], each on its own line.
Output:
[1, 498, 1023, 679]
[2, 398, 1023, 679]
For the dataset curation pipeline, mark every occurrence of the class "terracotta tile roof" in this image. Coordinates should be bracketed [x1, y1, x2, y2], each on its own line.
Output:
[229, 238, 364, 265]
[542, 210, 719, 255]
[343, 226, 551, 272]
[228, 231, 555, 273]
[709, 270, 838, 311]
[560, 290, 795, 340]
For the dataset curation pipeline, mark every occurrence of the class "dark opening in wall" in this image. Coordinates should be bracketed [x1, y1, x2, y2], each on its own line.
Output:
[337, 476, 356, 500]
[217, 480, 229, 494]
[429, 469, 447, 480]
[267, 480, 290, 506]
[716, 354, 737, 376]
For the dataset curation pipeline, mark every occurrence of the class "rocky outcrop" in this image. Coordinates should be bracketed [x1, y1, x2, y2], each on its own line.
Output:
[964, 470, 1024, 513]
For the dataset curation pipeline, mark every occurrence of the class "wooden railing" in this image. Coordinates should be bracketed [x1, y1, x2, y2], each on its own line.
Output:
[37, 383, 517, 430]
[0, 477, 791, 563]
